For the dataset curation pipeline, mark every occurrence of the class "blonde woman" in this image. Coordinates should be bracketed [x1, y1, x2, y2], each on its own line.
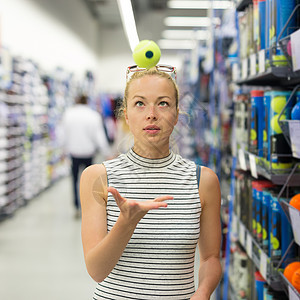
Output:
[80, 65, 222, 299]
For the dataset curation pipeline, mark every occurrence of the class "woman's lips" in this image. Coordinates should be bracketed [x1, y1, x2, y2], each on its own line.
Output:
[144, 125, 160, 134]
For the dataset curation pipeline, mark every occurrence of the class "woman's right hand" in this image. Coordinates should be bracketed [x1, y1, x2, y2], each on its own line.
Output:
[107, 186, 172, 226]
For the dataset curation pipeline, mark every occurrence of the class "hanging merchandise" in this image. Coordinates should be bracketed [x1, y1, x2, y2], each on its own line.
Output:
[263, 90, 295, 169]
[269, 0, 297, 66]
[250, 90, 264, 157]
[258, 0, 267, 50]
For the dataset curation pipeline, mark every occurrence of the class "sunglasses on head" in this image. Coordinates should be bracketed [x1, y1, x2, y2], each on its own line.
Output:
[126, 64, 177, 82]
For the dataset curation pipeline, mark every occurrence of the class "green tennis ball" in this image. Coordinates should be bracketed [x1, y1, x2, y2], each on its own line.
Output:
[263, 130, 267, 142]
[273, 55, 288, 67]
[250, 129, 257, 141]
[270, 114, 286, 134]
[133, 40, 161, 69]
[271, 96, 286, 113]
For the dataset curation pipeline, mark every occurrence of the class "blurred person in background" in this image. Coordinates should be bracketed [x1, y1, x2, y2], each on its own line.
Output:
[62, 94, 110, 218]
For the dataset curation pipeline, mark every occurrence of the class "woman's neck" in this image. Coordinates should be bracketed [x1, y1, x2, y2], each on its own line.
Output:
[132, 143, 170, 159]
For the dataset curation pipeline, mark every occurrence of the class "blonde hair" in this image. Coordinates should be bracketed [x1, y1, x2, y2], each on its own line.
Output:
[117, 68, 179, 119]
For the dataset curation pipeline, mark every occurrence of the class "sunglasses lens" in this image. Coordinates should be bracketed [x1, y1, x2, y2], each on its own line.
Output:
[157, 65, 173, 73]
[126, 65, 176, 81]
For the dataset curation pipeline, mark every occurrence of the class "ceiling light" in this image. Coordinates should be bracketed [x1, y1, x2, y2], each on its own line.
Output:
[164, 17, 221, 27]
[158, 39, 197, 50]
[167, 0, 233, 10]
[117, 0, 139, 52]
[162, 30, 209, 40]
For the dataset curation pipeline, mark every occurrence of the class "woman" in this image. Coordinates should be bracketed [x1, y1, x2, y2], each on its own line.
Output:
[80, 66, 222, 299]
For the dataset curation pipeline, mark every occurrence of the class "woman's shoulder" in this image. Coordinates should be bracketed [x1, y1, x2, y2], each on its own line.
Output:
[200, 166, 219, 186]
[81, 163, 106, 182]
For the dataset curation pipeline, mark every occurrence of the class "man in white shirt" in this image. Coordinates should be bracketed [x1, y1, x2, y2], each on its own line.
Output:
[62, 94, 109, 217]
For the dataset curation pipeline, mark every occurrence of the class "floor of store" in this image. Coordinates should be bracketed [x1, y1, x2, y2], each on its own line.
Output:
[0, 172, 203, 300]
[0, 176, 95, 300]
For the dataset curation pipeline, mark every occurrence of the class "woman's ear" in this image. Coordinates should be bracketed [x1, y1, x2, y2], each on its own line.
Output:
[124, 108, 129, 125]
[175, 107, 179, 125]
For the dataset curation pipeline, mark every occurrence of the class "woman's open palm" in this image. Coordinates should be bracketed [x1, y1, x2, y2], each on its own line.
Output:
[107, 186, 172, 224]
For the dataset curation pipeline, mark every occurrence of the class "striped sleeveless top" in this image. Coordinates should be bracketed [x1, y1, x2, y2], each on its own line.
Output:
[94, 148, 201, 300]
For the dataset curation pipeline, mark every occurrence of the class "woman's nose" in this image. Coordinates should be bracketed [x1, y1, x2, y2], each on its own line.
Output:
[146, 106, 157, 120]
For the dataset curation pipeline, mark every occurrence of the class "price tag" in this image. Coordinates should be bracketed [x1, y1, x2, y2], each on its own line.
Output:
[246, 232, 253, 257]
[289, 286, 300, 300]
[249, 154, 258, 178]
[250, 53, 257, 76]
[288, 121, 300, 159]
[259, 49, 266, 73]
[260, 251, 268, 279]
[242, 58, 248, 79]
[239, 223, 246, 247]
[289, 206, 300, 246]
[232, 213, 238, 235]
[238, 149, 247, 171]
[291, 29, 300, 72]
[232, 63, 239, 82]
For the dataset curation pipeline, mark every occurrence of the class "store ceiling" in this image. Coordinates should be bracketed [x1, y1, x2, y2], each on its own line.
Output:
[83, 0, 210, 48]
[83, 0, 169, 27]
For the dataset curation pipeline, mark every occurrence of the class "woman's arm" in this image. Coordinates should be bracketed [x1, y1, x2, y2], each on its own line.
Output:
[80, 164, 171, 283]
[191, 167, 222, 300]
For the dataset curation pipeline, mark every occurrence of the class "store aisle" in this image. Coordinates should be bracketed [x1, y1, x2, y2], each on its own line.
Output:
[0, 173, 206, 300]
[0, 176, 95, 300]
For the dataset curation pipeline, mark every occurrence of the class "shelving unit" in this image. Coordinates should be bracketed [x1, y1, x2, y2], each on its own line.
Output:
[223, 1, 300, 299]
[279, 271, 300, 299]
[0, 93, 25, 216]
[235, 66, 300, 87]
[237, 148, 300, 185]
[0, 51, 78, 218]
[232, 212, 285, 290]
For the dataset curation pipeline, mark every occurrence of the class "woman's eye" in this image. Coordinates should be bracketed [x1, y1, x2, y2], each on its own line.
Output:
[135, 101, 144, 107]
[159, 101, 169, 107]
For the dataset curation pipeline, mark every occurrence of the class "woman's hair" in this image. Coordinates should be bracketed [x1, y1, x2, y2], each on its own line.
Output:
[117, 68, 179, 119]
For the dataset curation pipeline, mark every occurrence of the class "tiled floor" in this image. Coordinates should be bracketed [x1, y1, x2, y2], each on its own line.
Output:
[0, 176, 95, 300]
[0, 175, 208, 300]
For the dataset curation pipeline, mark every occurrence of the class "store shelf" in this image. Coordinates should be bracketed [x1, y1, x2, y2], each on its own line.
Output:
[237, 149, 300, 185]
[279, 198, 300, 247]
[279, 271, 300, 299]
[232, 213, 285, 291]
[235, 67, 300, 87]
[236, 0, 252, 12]
[279, 119, 300, 160]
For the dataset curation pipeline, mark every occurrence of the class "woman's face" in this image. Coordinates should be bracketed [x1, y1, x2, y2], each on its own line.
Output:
[124, 75, 178, 153]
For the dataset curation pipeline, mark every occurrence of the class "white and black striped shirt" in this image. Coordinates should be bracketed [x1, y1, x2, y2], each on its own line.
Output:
[94, 148, 201, 300]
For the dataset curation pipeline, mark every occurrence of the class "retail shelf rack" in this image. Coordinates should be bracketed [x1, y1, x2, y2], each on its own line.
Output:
[279, 271, 300, 299]
[232, 213, 285, 291]
[237, 148, 300, 186]
[235, 67, 300, 87]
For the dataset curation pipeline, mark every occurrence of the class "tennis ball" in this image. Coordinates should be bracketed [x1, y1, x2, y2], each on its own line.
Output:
[284, 262, 300, 283]
[270, 114, 286, 134]
[133, 40, 161, 69]
[271, 96, 286, 114]
[292, 268, 300, 292]
[250, 129, 257, 141]
[290, 194, 300, 211]
[273, 55, 288, 66]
